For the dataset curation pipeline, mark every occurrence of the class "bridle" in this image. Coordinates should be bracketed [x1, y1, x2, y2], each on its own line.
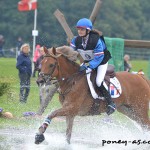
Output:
[39, 55, 58, 84]
[39, 54, 84, 83]
[38, 54, 84, 96]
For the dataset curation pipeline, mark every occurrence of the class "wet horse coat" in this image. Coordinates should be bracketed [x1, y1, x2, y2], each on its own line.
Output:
[36, 46, 150, 144]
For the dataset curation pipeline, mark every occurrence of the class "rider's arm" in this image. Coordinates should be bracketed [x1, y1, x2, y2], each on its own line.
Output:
[88, 39, 106, 69]
[70, 37, 77, 50]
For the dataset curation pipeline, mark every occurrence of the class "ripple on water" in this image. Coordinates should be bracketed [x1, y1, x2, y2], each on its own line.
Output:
[0, 114, 150, 150]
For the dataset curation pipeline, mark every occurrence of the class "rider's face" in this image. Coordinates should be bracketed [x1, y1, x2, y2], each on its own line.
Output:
[77, 28, 86, 37]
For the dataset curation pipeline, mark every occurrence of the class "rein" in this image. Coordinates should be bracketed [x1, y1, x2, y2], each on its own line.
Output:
[55, 71, 84, 96]
[40, 54, 85, 96]
[39, 62, 57, 83]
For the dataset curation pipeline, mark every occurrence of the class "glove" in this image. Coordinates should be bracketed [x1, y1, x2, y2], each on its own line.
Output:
[79, 64, 88, 72]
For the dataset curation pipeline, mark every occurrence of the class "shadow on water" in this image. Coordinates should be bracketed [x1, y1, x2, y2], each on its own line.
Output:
[1, 114, 150, 150]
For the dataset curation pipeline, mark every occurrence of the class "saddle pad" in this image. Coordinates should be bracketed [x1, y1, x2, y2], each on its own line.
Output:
[86, 73, 122, 100]
[108, 77, 122, 98]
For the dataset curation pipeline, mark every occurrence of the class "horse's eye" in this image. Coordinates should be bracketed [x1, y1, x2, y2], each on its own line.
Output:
[49, 64, 54, 68]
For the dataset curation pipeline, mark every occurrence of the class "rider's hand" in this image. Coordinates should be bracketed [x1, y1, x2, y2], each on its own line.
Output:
[79, 64, 88, 72]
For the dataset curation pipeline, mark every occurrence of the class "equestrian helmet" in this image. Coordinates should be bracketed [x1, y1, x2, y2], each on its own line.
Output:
[76, 18, 92, 30]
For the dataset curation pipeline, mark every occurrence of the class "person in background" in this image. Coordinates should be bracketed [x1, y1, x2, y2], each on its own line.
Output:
[16, 43, 32, 103]
[16, 37, 23, 56]
[124, 54, 132, 72]
[35, 46, 44, 77]
[0, 34, 5, 57]
[32, 44, 41, 77]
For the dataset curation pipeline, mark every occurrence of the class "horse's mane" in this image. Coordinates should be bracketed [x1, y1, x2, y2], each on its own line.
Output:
[56, 46, 79, 62]
[48, 46, 79, 68]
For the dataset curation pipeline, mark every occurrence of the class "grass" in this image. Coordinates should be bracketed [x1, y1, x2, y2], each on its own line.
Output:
[131, 60, 149, 77]
[0, 58, 61, 128]
[0, 58, 149, 128]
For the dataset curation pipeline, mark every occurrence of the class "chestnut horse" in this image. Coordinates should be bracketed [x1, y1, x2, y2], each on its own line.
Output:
[35, 46, 150, 144]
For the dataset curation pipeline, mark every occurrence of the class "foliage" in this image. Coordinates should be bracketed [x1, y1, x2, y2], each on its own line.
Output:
[0, 0, 150, 49]
[0, 82, 10, 97]
[0, 75, 16, 97]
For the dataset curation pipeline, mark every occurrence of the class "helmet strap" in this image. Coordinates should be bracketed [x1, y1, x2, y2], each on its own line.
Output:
[81, 29, 90, 37]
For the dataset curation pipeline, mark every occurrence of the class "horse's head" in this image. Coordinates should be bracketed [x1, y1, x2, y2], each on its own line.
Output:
[36, 46, 61, 86]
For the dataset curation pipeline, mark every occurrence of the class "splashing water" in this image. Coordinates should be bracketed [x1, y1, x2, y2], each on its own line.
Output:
[0, 113, 150, 150]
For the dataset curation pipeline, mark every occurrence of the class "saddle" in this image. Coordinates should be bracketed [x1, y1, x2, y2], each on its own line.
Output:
[104, 64, 116, 86]
[89, 64, 117, 115]
[90, 64, 116, 92]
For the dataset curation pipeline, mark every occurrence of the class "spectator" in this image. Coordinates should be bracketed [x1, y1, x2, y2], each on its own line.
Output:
[0, 34, 5, 57]
[124, 54, 132, 72]
[32, 44, 41, 77]
[16, 37, 23, 56]
[16, 43, 32, 103]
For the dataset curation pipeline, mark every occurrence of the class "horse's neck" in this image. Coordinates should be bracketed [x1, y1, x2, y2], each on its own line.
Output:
[58, 56, 79, 79]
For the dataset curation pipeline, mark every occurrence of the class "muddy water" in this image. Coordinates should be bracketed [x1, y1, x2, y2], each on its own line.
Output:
[0, 114, 150, 150]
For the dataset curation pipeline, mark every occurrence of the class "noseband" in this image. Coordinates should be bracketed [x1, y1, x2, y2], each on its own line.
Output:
[39, 55, 58, 84]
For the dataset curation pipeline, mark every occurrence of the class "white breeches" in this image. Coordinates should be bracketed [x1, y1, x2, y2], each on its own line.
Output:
[96, 62, 108, 87]
[86, 62, 108, 99]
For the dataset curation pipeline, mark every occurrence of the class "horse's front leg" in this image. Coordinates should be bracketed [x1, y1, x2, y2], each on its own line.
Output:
[66, 115, 75, 144]
[35, 105, 76, 144]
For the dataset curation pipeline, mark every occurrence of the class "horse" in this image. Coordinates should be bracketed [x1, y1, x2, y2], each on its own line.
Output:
[35, 46, 150, 144]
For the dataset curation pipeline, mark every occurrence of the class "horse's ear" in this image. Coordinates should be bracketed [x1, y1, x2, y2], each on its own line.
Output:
[43, 46, 49, 54]
[52, 47, 57, 56]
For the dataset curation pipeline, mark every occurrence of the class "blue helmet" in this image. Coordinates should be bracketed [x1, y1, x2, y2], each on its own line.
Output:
[76, 18, 92, 30]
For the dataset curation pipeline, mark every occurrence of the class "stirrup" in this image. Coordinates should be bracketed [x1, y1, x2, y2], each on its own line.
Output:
[108, 104, 116, 110]
[107, 104, 116, 115]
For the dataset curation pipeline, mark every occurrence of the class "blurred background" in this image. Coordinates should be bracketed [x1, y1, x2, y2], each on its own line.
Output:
[0, 0, 150, 76]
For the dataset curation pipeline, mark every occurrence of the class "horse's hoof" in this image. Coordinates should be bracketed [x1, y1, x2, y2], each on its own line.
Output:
[35, 133, 45, 144]
[66, 138, 71, 144]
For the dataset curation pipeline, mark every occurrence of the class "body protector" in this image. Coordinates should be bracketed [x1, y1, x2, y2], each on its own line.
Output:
[73, 31, 111, 68]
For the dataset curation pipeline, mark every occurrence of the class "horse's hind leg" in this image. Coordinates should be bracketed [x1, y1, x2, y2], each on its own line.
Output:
[66, 115, 75, 144]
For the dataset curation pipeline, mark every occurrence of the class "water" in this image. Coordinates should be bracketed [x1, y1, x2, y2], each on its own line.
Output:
[0, 114, 150, 150]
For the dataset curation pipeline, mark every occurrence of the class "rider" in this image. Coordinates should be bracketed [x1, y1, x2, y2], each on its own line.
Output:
[70, 18, 116, 115]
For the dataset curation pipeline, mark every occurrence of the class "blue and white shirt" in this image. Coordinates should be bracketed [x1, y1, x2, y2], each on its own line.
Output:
[70, 34, 107, 69]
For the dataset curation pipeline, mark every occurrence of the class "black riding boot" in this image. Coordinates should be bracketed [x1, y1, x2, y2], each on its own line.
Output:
[99, 84, 116, 115]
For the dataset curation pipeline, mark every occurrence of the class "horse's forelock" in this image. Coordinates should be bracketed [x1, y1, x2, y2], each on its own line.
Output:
[56, 46, 78, 61]
[47, 47, 61, 58]
[46, 46, 78, 61]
